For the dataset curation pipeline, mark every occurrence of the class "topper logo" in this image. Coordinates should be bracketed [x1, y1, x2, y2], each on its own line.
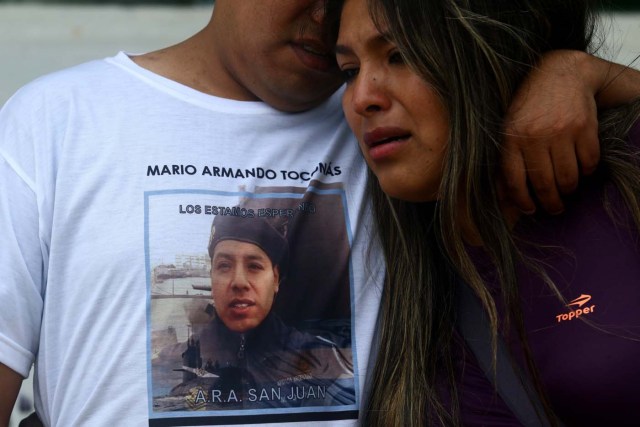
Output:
[556, 294, 595, 323]
[567, 294, 591, 308]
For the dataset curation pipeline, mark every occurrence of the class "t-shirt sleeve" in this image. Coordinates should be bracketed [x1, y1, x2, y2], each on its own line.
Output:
[0, 96, 45, 378]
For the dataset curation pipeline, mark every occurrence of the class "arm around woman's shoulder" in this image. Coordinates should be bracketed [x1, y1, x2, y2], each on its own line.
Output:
[501, 50, 640, 216]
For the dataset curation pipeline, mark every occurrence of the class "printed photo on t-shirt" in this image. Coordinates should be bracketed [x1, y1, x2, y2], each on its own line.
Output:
[145, 182, 358, 426]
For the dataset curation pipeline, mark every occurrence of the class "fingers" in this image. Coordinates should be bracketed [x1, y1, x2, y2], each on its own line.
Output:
[502, 131, 600, 216]
[521, 141, 565, 215]
[550, 137, 579, 196]
[500, 50, 602, 215]
[501, 145, 536, 214]
[575, 121, 600, 176]
[502, 134, 582, 216]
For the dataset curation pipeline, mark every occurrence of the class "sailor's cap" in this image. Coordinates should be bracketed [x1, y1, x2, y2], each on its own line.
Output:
[208, 215, 289, 272]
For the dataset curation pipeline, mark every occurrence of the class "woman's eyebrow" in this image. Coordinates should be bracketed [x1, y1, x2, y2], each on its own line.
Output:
[335, 32, 392, 56]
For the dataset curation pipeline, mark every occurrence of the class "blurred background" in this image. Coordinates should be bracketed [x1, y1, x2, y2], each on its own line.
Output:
[0, 0, 212, 105]
[1, 0, 639, 104]
[2, 0, 639, 425]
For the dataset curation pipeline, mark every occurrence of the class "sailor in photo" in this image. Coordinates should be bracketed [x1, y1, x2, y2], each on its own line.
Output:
[157, 214, 355, 410]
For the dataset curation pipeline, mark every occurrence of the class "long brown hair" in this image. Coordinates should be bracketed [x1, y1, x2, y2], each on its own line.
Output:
[358, 0, 640, 425]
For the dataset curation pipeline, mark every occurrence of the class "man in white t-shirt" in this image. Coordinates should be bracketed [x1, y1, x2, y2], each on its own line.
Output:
[1, 1, 640, 426]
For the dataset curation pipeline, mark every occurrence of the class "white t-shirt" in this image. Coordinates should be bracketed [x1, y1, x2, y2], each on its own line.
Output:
[0, 52, 383, 426]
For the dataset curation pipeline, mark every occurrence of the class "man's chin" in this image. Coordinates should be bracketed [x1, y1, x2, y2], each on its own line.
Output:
[223, 317, 260, 334]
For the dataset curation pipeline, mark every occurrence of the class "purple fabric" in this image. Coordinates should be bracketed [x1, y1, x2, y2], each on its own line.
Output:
[460, 120, 640, 426]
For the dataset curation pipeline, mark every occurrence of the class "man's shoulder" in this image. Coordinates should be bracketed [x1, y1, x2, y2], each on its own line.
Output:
[3, 54, 131, 111]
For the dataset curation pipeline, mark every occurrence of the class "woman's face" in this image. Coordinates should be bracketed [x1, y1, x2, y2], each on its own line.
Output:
[336, 0, 449, 202]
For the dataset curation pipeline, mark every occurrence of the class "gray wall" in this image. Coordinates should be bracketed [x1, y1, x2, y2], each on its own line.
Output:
[1, 5, 639, 105]
[1, 4, 211, 104]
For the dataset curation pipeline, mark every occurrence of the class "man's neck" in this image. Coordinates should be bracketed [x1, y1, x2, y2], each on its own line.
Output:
[130, 28, 260, 102]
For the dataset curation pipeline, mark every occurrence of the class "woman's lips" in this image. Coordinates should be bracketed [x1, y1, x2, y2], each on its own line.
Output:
[363, 127, 411, 160]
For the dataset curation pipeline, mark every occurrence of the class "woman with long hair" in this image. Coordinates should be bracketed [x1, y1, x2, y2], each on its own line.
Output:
[335, 0, 640, 425]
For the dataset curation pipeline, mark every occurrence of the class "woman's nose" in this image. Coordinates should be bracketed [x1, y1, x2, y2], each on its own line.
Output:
[350, 71, 391, 116]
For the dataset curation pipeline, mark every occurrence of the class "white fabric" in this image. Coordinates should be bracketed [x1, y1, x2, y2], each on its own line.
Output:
[0, 52, 383, 427]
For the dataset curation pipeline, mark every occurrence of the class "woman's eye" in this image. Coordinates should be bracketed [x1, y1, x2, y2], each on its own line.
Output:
[341, 67, 359, 83]
[389, 51, 404, 65]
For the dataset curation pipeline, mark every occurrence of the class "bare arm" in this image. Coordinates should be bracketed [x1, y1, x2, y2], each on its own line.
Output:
[502, 50, 640, 214]
[0, 363, 23, 427]
[594, 54, 640, 108]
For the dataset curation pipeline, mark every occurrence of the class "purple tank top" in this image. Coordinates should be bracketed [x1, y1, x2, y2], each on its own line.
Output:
[460, 120, 640, 425]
